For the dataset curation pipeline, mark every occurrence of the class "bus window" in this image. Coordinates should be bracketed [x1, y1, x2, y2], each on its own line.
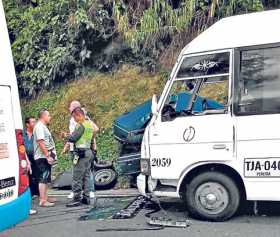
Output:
[236, 47, 280, 115]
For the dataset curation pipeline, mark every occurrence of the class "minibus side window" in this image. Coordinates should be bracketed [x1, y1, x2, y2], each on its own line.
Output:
[236, 47, 280, 115]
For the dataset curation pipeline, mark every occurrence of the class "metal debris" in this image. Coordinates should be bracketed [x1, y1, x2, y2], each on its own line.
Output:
[147, 216, 191, 228]
[112, 196, 147, 219]
[96, 227, 164, 232]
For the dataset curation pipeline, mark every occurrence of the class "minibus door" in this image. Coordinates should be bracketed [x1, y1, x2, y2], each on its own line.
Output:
[235, 46, 280, 200]
[149, 76, 234, 180]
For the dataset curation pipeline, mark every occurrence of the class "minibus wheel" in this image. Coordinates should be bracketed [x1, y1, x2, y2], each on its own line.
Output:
[185, 171, 240, 221]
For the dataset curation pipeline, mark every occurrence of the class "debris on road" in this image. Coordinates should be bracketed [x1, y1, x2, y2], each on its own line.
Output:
[95, 227, 164, 232]
[113, 196, 148, 219]
[79, 195, 192, 232]
[53, 160, 117, 191]
[52, 169, 72, 189]
[147, 216, 191, 228]
[78, 197, 135, 221]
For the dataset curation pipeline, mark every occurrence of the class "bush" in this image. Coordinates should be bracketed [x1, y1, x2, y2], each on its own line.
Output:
[4, 0, 271, 98]
[3, 0, 117, 97]
[21, 66, 167, 175]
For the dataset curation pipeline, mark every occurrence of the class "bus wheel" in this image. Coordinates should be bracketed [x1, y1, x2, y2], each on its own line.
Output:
[185, 171, 240, 221]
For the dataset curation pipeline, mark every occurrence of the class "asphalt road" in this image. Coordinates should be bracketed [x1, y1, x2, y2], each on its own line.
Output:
[3, 196, 280, 237]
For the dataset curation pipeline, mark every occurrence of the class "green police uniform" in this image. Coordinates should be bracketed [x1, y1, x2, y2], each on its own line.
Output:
[66, 120, 94, 205]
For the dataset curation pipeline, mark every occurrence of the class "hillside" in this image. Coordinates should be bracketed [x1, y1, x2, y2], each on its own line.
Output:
[4, 0, 277, 98]
[22, 65, 167, 174]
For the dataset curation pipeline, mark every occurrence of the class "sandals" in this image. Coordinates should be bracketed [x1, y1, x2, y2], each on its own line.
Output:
[39, 200, 55, 207]
[47, 197, 57, 203]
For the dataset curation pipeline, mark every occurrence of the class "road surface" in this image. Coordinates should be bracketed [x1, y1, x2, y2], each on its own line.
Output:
[2, 193, 280, 237]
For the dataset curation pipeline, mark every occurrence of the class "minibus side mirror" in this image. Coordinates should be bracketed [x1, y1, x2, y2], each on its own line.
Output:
[151, 94, 158, 116]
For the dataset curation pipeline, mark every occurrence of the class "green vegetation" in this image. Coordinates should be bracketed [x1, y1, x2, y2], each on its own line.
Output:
[113, 0, 264, 53]
[21, 65, 166, 174]
[4, 0, 117, 97]
[4, 0, 278, 98]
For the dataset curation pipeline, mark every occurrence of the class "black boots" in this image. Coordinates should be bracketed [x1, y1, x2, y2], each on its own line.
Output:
[66, 196, 90, 207]
[66, 194, 81, 207]
[66, 199, 81, 207]
[81, 197, 90, 205]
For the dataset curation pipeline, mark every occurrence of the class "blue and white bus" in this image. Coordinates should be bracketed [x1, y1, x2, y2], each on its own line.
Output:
[0, 0, 31, 232]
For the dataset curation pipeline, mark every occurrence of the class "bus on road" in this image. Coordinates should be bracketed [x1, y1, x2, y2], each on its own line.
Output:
[0, 0, 31, 232]
[137, 9, 280, 221]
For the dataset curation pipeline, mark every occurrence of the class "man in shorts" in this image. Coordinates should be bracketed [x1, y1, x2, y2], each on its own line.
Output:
[33, 109, 56, 207]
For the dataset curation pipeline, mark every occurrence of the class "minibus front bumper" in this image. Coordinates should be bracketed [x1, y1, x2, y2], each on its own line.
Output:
[0, 188, 31, 232]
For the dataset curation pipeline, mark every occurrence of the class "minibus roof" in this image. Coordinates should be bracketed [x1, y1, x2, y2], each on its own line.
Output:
[182, 9, 280, 55]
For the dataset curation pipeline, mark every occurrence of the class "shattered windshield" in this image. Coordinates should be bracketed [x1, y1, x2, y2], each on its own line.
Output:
[176, 52, 230, 78]
[161, 52, 230, 121]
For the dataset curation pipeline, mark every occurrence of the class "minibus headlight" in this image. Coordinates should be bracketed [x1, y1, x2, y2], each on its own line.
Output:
[140, 159, 150, 175]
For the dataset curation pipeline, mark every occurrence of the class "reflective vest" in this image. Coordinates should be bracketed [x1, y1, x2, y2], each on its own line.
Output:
[75, 120, 94, 149]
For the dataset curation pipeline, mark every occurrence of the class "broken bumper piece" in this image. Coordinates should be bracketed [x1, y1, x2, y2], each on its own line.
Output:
[147, 217, 191, 228]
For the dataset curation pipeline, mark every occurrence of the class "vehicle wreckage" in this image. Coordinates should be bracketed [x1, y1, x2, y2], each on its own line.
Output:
[114, 91, 223, 176]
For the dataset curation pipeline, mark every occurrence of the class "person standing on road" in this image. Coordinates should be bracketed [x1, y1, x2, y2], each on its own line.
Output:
[64, 101, 98, 200]
[33, 109, 56, 207]
[23, 117, 39, 197]
[63, 107, 96, 207]
[23, 116, 38, 215]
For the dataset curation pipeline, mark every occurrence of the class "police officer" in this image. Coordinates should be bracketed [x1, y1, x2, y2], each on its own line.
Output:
[64, 107, 96, 207]
[64, 101, 98, 200]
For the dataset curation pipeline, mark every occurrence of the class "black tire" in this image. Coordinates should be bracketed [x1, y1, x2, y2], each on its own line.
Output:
[93, 160, 113, 170]
[184, 171, 240, 221]
[94, 168, 117, 190]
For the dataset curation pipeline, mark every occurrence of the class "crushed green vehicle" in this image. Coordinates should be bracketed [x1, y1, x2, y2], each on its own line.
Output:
[113, 91, 224, 175]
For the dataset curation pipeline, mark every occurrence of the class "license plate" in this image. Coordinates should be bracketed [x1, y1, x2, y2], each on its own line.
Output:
[0, 177, 15, 190]
[244, 158, 280, 177]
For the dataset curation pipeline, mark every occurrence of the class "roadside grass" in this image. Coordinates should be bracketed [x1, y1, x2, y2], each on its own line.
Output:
[21, 65, 167, 175]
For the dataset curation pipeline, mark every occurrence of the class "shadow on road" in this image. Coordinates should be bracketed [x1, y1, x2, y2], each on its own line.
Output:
[154, 198, 280, 221]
